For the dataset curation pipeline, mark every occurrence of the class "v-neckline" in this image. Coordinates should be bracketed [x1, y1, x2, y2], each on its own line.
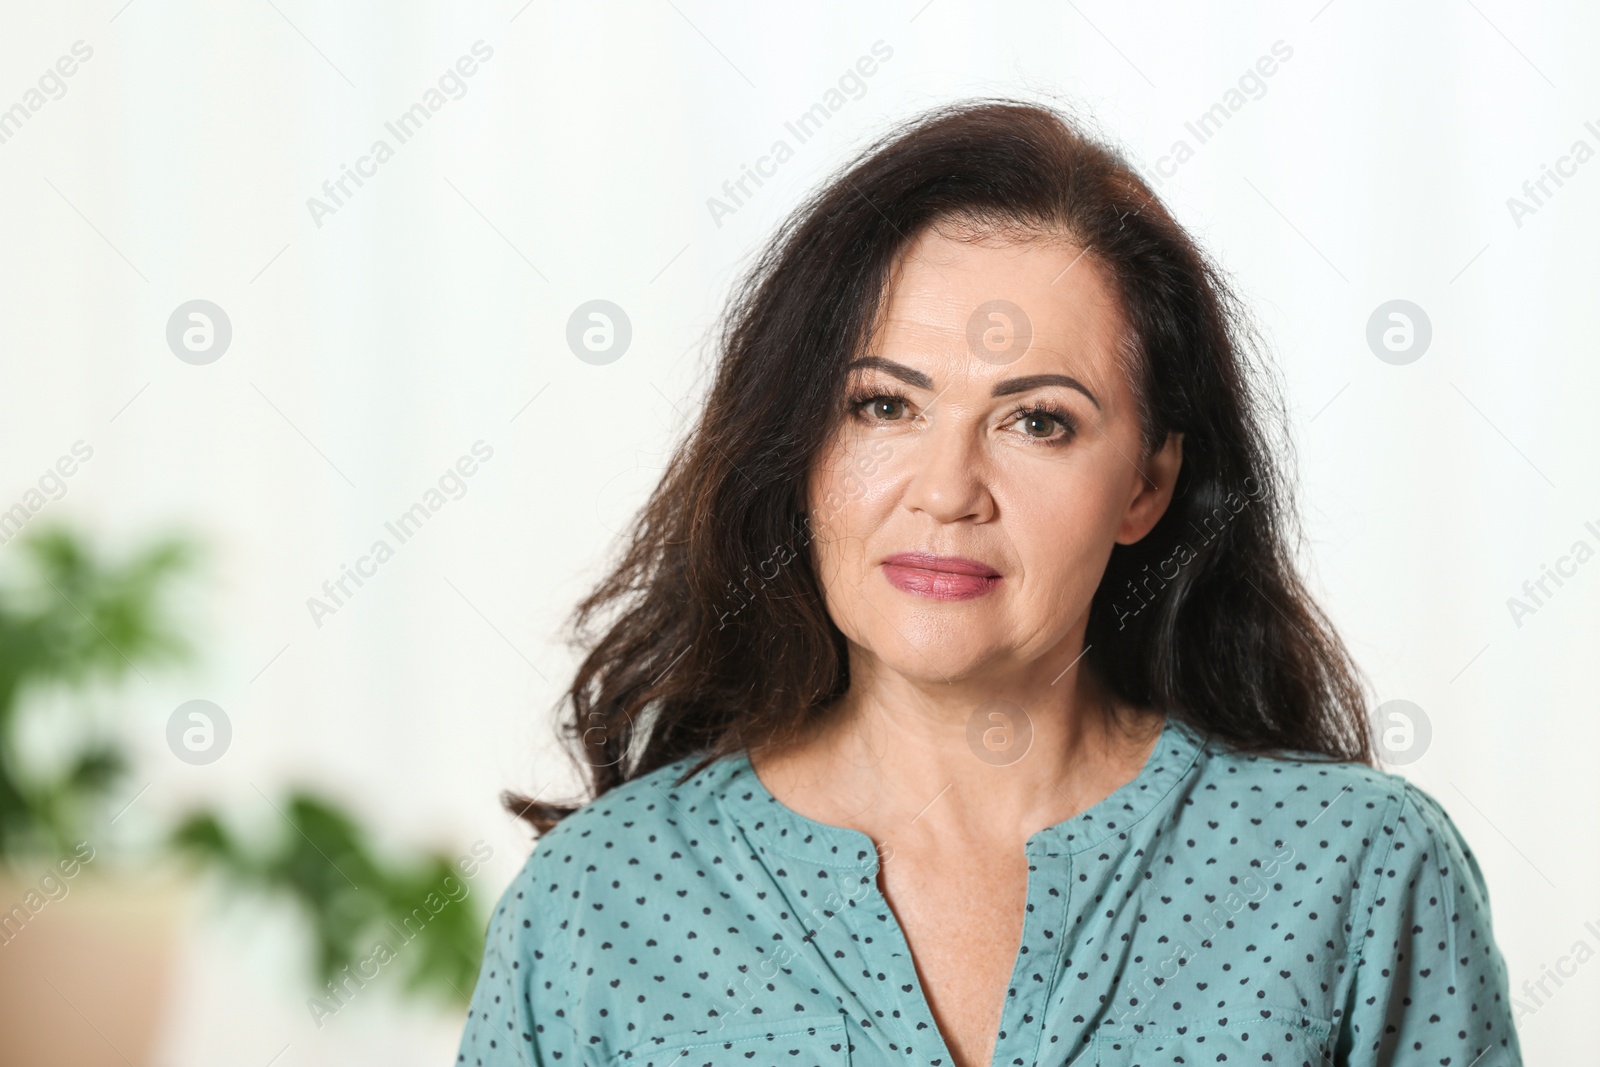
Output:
[723, 715, 1206, 1067]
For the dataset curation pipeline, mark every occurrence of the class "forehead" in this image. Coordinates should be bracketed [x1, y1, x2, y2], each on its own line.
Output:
[865, 224, 1129, 388]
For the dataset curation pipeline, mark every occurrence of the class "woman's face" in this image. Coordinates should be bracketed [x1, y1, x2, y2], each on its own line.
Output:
[806, 223, 1184, 687]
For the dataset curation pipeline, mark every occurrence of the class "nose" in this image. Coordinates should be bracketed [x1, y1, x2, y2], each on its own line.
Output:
[900, 413, 996, 524]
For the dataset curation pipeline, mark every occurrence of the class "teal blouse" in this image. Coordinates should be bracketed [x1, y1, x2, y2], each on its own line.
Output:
[457, 715, 1522, 1066]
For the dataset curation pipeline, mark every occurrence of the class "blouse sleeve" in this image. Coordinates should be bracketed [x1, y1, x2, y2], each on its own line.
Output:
[456, 850, 582, 1067]
[1337, 779, 1523, 1066]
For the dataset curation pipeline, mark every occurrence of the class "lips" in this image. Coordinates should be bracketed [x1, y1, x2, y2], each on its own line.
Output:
[879, 552, 1002, 601]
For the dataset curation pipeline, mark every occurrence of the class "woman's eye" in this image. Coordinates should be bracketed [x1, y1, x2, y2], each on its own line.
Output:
[1019, 413, 1057, 437]
[857, 396, 908, 420]
[1010, 407, 1075, 443]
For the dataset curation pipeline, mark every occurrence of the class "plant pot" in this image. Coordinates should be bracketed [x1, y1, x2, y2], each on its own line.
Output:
[0, 857, 191, 1067]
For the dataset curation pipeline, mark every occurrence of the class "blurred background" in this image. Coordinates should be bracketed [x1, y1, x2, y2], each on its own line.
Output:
[0, 0, 1594, 1063]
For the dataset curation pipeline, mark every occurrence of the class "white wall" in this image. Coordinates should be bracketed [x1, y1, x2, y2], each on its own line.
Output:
[0, 1, 1593, 1062]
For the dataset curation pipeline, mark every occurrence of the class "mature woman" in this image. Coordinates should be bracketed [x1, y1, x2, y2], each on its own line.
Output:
[457, 100, 1520, 1067]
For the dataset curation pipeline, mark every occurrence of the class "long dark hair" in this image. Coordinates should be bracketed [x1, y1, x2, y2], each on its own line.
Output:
[505, 98, 1376, 834]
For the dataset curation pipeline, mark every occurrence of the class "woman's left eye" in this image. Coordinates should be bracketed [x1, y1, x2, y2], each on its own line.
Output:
[1009, 406, 1076, 443]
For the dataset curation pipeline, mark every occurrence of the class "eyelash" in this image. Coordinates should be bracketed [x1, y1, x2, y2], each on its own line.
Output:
[845, 390, 1079, 446]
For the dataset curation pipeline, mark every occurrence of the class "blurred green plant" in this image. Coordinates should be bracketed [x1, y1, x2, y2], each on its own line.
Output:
[0, 525, 195, 858]
[0, 523, 487, 1009]
[168, 795, 489, 1004]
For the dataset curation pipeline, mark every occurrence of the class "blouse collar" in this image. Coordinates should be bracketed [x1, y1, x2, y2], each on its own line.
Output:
[717, 713, 1207, 870]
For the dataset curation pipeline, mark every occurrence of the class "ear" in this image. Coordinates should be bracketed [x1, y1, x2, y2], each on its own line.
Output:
[1114, 431, 1183, 545]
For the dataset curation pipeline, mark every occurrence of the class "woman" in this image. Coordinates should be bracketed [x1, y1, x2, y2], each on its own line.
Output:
[457, 100, 1521, 1067]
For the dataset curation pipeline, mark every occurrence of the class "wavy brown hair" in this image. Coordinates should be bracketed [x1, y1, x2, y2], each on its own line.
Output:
[504, 98, 1376, 834]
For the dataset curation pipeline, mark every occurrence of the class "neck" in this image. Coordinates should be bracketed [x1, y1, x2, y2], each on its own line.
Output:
[753, 650, 1167, 849]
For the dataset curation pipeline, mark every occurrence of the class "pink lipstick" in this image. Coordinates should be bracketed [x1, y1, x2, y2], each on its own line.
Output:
[880, 552, 1002, 601]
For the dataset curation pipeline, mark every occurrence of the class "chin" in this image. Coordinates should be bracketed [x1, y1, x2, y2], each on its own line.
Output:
[864, 622, 1010, 678]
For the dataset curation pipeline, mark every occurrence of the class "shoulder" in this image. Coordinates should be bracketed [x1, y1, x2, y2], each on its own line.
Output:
[485, 752, 746, 957]
[530, 750, 745, 870]
[1171, 724, 1470, 884]
[1190, 733, 1479, 860]
[1181, 725, 1494, 931]
[1368, 774, 1495, 920]
[1180, 725, 1412, 834]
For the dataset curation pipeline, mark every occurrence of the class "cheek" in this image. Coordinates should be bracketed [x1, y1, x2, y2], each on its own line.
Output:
[805, 439, 899, 606]
[994, 463, 1127, 594]
[807, 439, 897, 541]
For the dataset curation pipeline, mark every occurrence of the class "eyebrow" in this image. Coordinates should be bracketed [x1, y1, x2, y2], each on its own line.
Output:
[844, 356, 1102, 410]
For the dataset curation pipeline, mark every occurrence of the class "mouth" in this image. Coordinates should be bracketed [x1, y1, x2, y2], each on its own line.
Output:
[879, 552, 1002, 601]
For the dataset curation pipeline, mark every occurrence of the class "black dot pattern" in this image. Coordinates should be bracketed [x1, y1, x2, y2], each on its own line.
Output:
[457, 717, 1522, 1066]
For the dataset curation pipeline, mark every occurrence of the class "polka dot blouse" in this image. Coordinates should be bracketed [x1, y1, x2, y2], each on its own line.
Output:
[457, 714, 1522, 1066]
